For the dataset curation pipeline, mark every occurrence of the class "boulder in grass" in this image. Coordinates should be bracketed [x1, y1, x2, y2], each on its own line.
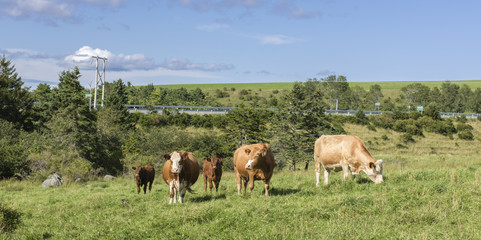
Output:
[103, 175, 116, 181]
[42, 174, 63, 188]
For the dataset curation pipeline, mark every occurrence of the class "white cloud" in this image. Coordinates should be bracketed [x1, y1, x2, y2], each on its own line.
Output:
[161, 58, 234, 71]
[252, 34, 299, 45]
[0, 0, 129, 24]
[1, 0, 75, 18]
[61, 46, 157, 71]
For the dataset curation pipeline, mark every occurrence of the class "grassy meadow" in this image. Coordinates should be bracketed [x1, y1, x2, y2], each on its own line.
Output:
[152, 80, 481, 106]
[2, 122, 481, 239]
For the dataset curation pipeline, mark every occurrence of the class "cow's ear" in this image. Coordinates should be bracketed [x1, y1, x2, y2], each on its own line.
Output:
[132, 167, 137, 170]
[369, 162, 375, 169]
[163, 154, 171, 160]
[206, 158, 211, 162]
[181, 151, 189, 159]
[245, 149, 251, 155]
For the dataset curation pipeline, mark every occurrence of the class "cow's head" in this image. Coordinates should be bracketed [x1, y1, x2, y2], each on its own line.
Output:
[366, 159, 383, 184]
[206, 157, 223, 170]
[244, 144, 269, 170]
[132, 166, 142, 182]
[164, 151, 188, 174]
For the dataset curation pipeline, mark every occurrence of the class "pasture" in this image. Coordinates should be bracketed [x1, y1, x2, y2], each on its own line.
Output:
[2, 155, 481, 239]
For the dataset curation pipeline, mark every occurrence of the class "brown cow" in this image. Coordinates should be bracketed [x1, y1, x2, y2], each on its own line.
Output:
[162, 151, 199, 204]
[314, 135, 383, 186]
[233, 143, 275, 197]
[202, 157, 223, 193]
[132, 165, 155, 194]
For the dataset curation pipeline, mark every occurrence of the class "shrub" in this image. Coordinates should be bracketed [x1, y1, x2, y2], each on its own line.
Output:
[239, 89, 249, 95]
[0, 202, 22, 233]
[456, 115, 468, 123]
[456, 123, 473, 132]
[381, 134, 389, 141]
[400, 133, 415, 143]
[458, 130, 474, 140]
[367, 124, 376, 132]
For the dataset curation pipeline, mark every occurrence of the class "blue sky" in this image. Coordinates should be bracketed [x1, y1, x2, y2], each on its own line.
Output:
[1, 0, 481, 89]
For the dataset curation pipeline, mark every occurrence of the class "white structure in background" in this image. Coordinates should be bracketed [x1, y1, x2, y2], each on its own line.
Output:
[92, 56, 107, 109]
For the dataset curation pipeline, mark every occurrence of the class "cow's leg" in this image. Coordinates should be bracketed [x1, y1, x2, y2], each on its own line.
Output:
[323, 169, 330, 185]
[243, 178, 248, 194]
[143, 183, 147, 194]
[179, 188, 186, 203]
[203, 175, 207, 192]
[248, 173, 255, 193]
[209, 178, 213, 193]
[342, 164, 350, 181]
[235, 169, 242, 195]
[264, 179, 270, 197]
[136, 184, 140, 194]
[148, 180, 153, 193]
[214, 180, 219, 193]
[315, 155, 322, 187]
[169, 181, 175, 204]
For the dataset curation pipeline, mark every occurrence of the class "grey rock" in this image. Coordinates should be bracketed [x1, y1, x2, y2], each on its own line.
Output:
[103, 175, 116, 181]
[42, 173, 63, 188]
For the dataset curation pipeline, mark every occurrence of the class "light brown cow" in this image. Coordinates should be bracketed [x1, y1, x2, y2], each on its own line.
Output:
[132, 165, 155, 194]
[202, 157, 223, 193]
[162, 151, 199, 204]
[314, 135, 383, 186]
[233, 143, 275, 197]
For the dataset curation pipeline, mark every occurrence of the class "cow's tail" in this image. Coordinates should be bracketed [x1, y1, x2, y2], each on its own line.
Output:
[186, 187, 196, 194]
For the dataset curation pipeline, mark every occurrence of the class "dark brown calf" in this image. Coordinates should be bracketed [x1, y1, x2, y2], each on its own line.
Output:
[132, 165, 155, 194]
[202, 157, 223, 193]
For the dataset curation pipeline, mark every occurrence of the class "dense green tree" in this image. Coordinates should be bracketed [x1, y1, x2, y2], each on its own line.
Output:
[222, 105, 270, 149]
[0, 56, 34, 130]
[274, 81, 340, 171]
[365, 84, 384, 110]
[440, 82, 461, 112]
[320, 75, 349, 110]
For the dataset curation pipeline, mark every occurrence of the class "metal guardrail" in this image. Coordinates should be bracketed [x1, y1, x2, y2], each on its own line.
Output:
[124, 104, 481, 119]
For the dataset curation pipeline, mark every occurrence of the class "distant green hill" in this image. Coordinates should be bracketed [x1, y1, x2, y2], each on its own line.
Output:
[153, 80, 481, 91]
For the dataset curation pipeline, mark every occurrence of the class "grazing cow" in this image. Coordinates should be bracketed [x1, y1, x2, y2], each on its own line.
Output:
[314, 135, 383, 186]
[132, 165, 155, 194]
[233, 143, 275, 197]
[202, 157, 223, 193]
[162, 151, 199, 204]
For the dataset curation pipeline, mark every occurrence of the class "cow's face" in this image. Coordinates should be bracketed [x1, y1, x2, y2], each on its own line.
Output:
[132, 166, 142, 182]
[244, 146, 268, 170]
[164, 151, 187, 174]
[366, 160, 383, 184]
[209, 157, 222, 170]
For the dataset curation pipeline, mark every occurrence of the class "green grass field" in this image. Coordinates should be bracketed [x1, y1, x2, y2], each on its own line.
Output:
[156, 80, 481, 91]
[2, 122, 481, 239]
[152, 80, 481, 106]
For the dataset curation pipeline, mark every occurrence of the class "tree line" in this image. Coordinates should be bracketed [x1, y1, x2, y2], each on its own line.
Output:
[0, 56, 477, 180]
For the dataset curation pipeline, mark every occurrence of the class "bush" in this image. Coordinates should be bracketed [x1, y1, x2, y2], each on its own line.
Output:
[458, 130, 474, 140]
[0, 202, 22, 233]
[367, 124, 376, 132]
[400, 133, 415, 143]
[456, 123, 473, 132]
[456, 115, 468, 123]
[381, 134, 389, 141]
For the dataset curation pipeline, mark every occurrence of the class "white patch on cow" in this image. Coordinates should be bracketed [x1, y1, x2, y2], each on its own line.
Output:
[245, 159, 254, 169]
[171, 151, 182, 174]
[315, 171, 321, 186]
